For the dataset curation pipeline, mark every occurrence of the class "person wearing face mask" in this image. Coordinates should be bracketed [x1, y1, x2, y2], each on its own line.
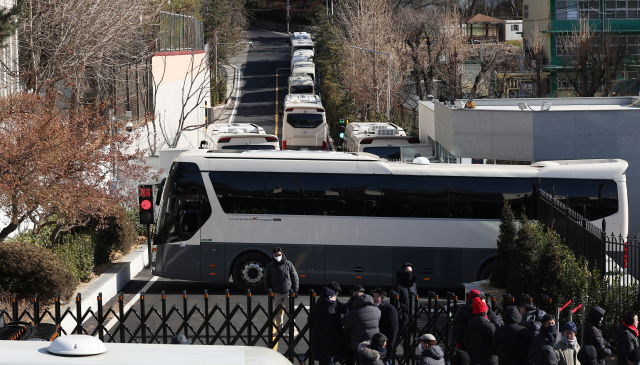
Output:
[615, 310, 640, 365]
[554, 321, 580, 365]
[357, 333, 387, 365]
[583, 305, 612, 365]
[416, 334, 445, 365]
[528, 314, 560, 364]
[264, 247, 299, 337]
[310, 287, 346, 365]
[373, 288, 398, 365]
[392, 263, 418, 332]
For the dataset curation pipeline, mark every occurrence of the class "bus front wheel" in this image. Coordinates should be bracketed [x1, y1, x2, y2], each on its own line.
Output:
[231, 252, 270, 293]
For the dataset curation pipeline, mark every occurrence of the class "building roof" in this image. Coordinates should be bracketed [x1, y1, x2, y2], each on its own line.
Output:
[463, 14, 505, 24]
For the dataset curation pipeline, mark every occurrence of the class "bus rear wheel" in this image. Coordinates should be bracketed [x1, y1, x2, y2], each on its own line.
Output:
[231, 252, 270, 293]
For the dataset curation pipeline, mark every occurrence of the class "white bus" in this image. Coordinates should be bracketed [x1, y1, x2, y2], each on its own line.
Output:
[1, 335, 292, 365]
[343, 122, 429, 160]
[209, 123, 279, 151]
[290, 38, 314, 58]
[288, 31, 311, 46]
[150, 151, 628, 291]
[281, 94, 327, 150]
[291, 49, 314, 70]
[287, 74, 314, 95]
[291, 61, 315, 81]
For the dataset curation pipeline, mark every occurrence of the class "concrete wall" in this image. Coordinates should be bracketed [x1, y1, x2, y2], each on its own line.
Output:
[522, 0, 551, 59]
[152, 50, 210, 143]
[0, 0, 19, 96]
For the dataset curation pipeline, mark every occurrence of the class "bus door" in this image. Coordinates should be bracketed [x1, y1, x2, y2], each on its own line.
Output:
[154, 162, 212, 281]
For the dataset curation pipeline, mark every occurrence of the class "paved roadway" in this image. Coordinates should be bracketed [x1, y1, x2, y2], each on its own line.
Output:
[225, 28, 290, 142]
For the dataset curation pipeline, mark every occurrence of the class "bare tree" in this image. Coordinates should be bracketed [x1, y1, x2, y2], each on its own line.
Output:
[559, 16, 630, 97]
[469, 43, 514, 98]
[525, 20, 545, 97]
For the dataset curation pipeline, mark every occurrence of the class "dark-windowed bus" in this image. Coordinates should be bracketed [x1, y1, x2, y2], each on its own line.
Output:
[151, 151, 627, 291]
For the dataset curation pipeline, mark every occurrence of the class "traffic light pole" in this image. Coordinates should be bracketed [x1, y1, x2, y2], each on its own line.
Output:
[147, 224, 152, 269]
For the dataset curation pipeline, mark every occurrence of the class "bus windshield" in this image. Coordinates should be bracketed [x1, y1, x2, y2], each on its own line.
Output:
[290, 85, 313, 94]
[286, 113, 324, 128]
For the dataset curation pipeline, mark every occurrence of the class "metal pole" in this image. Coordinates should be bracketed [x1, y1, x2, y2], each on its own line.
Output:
[215, 31, 218, 88]
[287, 0, 290, 33]
[146, 224, 151, 268]
[387, 54, 391, 120]
[331, 0, 333, 15]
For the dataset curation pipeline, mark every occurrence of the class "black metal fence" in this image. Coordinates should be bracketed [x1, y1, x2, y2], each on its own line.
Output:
[0, 289, 458, 365]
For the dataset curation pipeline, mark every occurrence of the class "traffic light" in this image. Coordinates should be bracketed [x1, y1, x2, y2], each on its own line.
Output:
[138, 185, 155, 225]
[338, 119, 345, 141]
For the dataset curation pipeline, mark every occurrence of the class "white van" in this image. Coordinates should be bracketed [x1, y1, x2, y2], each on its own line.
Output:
[287, 74, 314, 95]
[281, 94, 327, 150]
[290, 38, 314, 58]
[210, 123, 280, 150]
[291, 61, 315, 80]
[343, 122, 431, 160]
[290, 49, 314, 70]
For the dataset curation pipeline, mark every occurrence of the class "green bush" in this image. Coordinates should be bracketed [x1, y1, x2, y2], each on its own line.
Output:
[507, 213, 537, 294]
[94, 208, 139, 265]
[0, 241, 75, 301]
[490, 203, 516, 288]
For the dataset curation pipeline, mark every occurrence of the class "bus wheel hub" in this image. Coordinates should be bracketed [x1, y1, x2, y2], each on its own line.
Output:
[242, 262, 264, 284]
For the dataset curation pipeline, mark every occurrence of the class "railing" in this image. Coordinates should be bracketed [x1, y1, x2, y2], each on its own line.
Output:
[158, 11, 204, 52]
[0, 289, 459, 365]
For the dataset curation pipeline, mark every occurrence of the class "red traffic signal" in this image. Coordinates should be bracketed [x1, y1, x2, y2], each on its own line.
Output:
[138, 185, 154, 225]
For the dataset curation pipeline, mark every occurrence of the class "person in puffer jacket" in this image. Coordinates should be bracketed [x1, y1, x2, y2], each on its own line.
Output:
[615, 310, 640, 365]
[554, 321, 580, 365]
[357, 333, 387, 365]
[529, 314, 560, 364]
[417, 333, 445, 365]
[583, 305, 612, 365]
[343, 294, 381, 364]
[578, 345, 599, 365]
[535, 345, 558, 365]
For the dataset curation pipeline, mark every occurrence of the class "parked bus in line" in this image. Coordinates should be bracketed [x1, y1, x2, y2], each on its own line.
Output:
[150, 150, 628, 292]
[290, 38, 314, 58]
[209, 123, 279, 151]
[281, 94, 327, 150]
[343, 122, 432, 160]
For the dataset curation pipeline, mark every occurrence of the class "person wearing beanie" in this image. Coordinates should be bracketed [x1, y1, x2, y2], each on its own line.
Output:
[455, 290, 501, 351]
[357, 333, 387, 365]
[343, 294, 381, 365]
[554, 321, 580, 365]
[627, 348, 640, 365]
[578, 345, 599, 365]
[535, 345, 558, 365]
[615, 310, 640, 365]
[452, 349, 470, 365]
[170, 334, 190, 344]
[583, 305, 612, 365]
[493, 306, 531, 365]
[464, 297, 498, 365]
[372, 288, 398, 364]
[311, 287, 346, 365]
[529, 314, 560, 364]
[417, 333, 445, 365]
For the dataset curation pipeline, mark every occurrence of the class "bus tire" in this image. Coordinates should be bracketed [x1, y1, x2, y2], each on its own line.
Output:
[477, 259, 494, 281]
[231, 252, 270, 293]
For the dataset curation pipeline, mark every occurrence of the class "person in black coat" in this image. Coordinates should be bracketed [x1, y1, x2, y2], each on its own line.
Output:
[493, 306, 531, 365]
[615, 310, 640, 365]
[578, 345, 599, 365]
[343, 294, 382, 363]
[391, 263, 418, 330]
[417, 333, 445, 365]
[528, 314, 560, 364]
[583, 305, 612, 365]
[455, 290, 502, 351]
[464, 297, 498, 365]
[521, 303, 546, 338]
[311, 287, 347, 365]
[535, 345, 558, 365]
[373, 288, 398, 364]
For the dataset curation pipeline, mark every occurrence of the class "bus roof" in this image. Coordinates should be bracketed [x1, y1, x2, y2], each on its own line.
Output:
[173, 150, 628, 180]
[1, 341, 293, 365]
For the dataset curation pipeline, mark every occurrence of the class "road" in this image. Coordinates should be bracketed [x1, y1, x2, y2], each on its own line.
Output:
[226, 28, 290, 142]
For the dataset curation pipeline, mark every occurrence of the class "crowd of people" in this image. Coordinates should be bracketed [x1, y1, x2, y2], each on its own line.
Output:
[454, 289, 640, 365]
[174, 246, 640, 365]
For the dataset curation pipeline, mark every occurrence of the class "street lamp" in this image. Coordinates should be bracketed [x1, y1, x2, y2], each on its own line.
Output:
[215, 27, 242, 87]
[350, 46, 391, 120]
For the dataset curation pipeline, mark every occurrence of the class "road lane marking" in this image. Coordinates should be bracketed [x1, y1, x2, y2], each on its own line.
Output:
[100, 276, 159, 334]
